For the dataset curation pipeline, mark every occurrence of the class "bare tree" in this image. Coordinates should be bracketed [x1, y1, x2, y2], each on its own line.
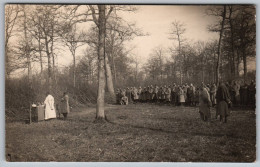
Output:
[89, 5, 107, 120]
[5, 4, 20, 78]
[206, 5, 227, 85]
[59, 24, 86, 88]
[169, 20, 186, 84]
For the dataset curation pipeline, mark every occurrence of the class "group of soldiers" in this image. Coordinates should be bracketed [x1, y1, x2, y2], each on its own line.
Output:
[115, 80, 256, 108]
[116, 83, 204, 106]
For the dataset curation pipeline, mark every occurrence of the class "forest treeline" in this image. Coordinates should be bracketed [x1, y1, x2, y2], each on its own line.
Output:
[5, 5, 255, 119]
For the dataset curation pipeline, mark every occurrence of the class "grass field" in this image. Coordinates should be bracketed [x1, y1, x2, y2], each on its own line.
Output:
[5, 103, 256, 162]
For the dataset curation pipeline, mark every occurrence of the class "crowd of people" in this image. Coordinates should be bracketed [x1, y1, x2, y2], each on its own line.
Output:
[116, 80, 256, 107]
[116, 80, 256, 123]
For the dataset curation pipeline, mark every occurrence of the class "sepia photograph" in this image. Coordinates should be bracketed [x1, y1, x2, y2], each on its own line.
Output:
[4, 4, 256, 162]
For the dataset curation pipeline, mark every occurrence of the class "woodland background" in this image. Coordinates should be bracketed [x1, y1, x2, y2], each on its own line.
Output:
[5, 5, 256, 118]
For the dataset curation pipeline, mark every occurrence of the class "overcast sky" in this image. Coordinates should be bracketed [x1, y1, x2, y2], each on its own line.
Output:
[121, 5, 219, 63]
[59, 5, 220, 68]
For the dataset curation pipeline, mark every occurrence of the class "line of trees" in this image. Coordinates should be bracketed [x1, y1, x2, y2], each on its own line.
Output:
[5, 4, 142, 120]
[5, 5, 255, 121]
[144, 5, 255, 86]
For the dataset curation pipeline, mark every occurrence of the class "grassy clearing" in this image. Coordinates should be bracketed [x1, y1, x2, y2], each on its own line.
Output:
[5, 103, 256, 162]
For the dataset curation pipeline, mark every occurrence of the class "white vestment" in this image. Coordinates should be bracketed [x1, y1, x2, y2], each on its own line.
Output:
[44, 94, 56, 120]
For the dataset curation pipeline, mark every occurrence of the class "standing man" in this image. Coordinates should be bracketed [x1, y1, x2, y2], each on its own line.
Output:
[210, 83, 217, 107]
[171, 83, 177, 106]
[233, 81, 241, 106]
[60, 92, 70, 119]
[116, 89, 121, 104]
[199, 84, 212, 122]
[154, 85, 159, 103]
[126, 87, 132, 104]
[183, 83, 188, 105]
[133, 87, 138, 103]
[44, 92, 56, 120]
[216, 81, 232, 123]
[248, 80, 256, 107]
[137, 86, 142, 103]
[149, 85, 154, 102]
[178, 86, 185, 106]
[165, 85, 171, 103]
[188, 83, 196, 106]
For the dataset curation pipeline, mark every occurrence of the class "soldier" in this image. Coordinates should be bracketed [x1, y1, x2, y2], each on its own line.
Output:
[153, 85, 159, 103]
[137, 86, 142, 103]
[158, 86, 162, 103]
[206, 84, 211, 92]
[216, 81, 232, 123]
[149, 85, 154, 102]
[194, 87, 200, 106]
[121, 94, 128, 105]
[183, 83, 188, 105]
[142, 87, 147, 103]
[187, 83, 196, 106]
[240, 82, 248, 106]
[248, 80, 256, 107]
[165, 85, 171, 103]
[199, 84, 212, 122]
[161, 85, 167, 103]
[178, 86, 185, 106]
[116, 88, 121, 104]
[210, 83, 217, 107]
[233, 81, 241, 106]
[145, 86, 150, 103]
[133, 87, 138, 103]
[126, 87, 132, 104]
[171, 83, 178, 106]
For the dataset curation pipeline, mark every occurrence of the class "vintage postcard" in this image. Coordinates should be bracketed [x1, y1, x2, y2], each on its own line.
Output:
[5, 4, 256, 162]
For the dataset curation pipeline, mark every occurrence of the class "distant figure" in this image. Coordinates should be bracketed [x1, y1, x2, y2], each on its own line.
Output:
[216, 82, 232, 123]
[171, 83, 178, 106]
[194, 87, 200, 106]
[183, 83, 188, 103]
[178, 87, 185, 106]
[121, 95, 128, 105]
[187, 84, 195, 106]
[199, 84, 212, 122]
[60, 92, 70, 119]
[137, 87, 142, 102]
[240, 83, 248, 106]
[116, 89, 121, 104]
[133, 87, 139, 102]
[44, 92, 56, 120]
[165, 86, 171, 103]
[248, 80, 256, 107]
[126, 87, 132, 104]
[153, 85, 159, 102]
[210, 83, 217, 106]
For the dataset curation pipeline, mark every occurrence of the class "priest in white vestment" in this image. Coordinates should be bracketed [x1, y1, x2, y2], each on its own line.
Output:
[44, 93, 56, 120]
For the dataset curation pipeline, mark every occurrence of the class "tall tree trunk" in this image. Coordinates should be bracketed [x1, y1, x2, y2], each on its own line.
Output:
[96, 5, 106, 120]
[180, 67, 182, 85]
[51, 25, 56, 85]
[216, 5, 226, 85]
[242, 49, 247, 81]
[38, 39, 43, 80]
[202, 68, 204, 83]
[228, 6, 236, 78]
[105, 54, 116, 102]
[45, 37, 52, 92]
[23, 6, 32, 88]
[5, 47, 10, 79]
[236, 48, 240, 76]
[72, 51, 76, 88]
[111, 51, 117, 84]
